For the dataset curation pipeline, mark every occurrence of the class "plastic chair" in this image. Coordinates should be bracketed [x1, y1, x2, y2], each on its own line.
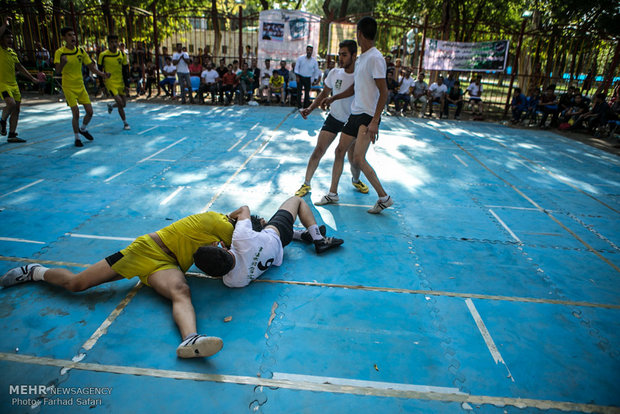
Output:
[190, 76, 200, 92]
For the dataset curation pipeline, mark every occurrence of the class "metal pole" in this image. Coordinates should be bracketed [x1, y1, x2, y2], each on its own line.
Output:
[238, 7, 243, 64]
[417, 14, 428, 74]
[503, 18, 527, 117]
[152, 2, 160, 95]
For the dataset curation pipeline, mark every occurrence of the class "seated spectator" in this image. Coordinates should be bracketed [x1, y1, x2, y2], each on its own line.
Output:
[268, 71, 285, 104]
[570, 93, 609, 133]
[276, 60, 290, 103]
[251, 59, 261, 93]
[466, 76, 484, 117]
[243, 45, 254, 63]
[411, 73, 429, 115]
[558, 86, 576, 115]
[537, 85, 559, 128]
[37, 69, 47, 94]
[394, 69, 415, 114]
[385, 69, 399, 110]
[444, 80, 464, 119]
[159, 57, 177, 98]
[559, 94, 588, 127]
[385, 55, 395, 70]
[524, 88, 540, 124]
[198, 63, 219, 104]
[259, 59, 273, 100]
[510, 87, 527, 123]
[444, 73, 456, 92]
[130, 62, 144, 96]
[35, 41, 50, 70]
[428, 76, 448, 118]
[238, 62, 255, 104]
[221, 63, 239, 105]
[144, 61, 157, 98]
[189, 58, 202, 77]
[215, 58, 228, 104]
[232, 59, 241, 75]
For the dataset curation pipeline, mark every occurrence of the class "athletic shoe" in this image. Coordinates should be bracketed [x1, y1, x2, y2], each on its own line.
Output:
[315, 194, 339, 206]
[7, 132, 26, 143]
[176, 334, 223, 358]
[79, 129, 94, 141]
[1, 264, 42, 287]
[314, 237, 344, 254]
[352, 180, 369, 194]
[295, 183, 311, 197]
[0, 118, 6, 135]
[107, 103, 113, 114]
[367, 196, 394, 214]
[74, 139, 84, 147]
[300, 225, 326, 243]
[123, 124, 131, 130]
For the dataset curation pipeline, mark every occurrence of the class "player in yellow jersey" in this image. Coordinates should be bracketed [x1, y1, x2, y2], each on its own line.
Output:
[0, 17, 38, 143]
[0, 210, 244, 359]
[54, 27, 109, 147]
[99, 34, 130, 130]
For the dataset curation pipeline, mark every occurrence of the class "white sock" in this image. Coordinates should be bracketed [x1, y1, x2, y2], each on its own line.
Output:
[292, 229, 304, 241]
[307, 224, 323, 241]
[379, 195, 390, 202]
[80, 120, 90, 131]
[328, 192, 337, 197]
[32, 266, 48, 281]
[74, 133, 80, 140]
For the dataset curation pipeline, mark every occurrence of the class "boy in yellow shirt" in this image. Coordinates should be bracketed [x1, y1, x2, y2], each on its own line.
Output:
[268, 70, 284, 104]
[0, 17, 38, 143]
[98, 34, 130, 130]
[54, 27, 109, 147]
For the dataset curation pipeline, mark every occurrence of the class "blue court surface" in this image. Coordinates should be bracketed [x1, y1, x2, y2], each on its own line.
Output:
[0, 102, 619, 414]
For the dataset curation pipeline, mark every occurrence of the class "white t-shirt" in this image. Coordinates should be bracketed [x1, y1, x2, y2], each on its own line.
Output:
[429, 82, 448, 99]
[466, 82, 483, 98]
[222, 219, 284, 288]
[172, 51, 190, 74]
[163, 64, 176, 79]
[201, 69, 219, 84]
[295, 55, 320, 80]
[350, 47, 387, 116]
[412, 80, 428, 97]
[324, 68, 355, 123]
[398, 77, 415, 94]
[261, 66, 273, 86]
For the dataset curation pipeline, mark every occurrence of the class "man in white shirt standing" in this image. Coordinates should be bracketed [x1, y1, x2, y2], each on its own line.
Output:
[194, 197, 344, 288]
[394, 69, 415, 114]
[315, 17, 393, 214]
[295, 44, 320, 108]
[197, 62, 219, 104]
[172, 43, 194, 104]
[427, 75, 448, 118]
[294, 40, 369, 198]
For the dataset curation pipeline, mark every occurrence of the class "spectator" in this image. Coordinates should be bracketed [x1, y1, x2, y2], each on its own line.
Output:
[444, 73, 456, 92]
[197, 62, 219, 104]
[37, 69, 47, 94]
[159, 46, 169, 70]
[537, 85, 559, 128]
[243, 45, 254, 64]
[268, 70, 285, 105]
[259, 59, 273, 100]
[393, 69, 414, 114]
[559, 93, 588, 126]
[411, 72, 428, 115]
[189, 58, 202, 77]
[466, 75, 484, 118]
[295, 45, 320, 108]
[238, 62, 255, 104]
[34, 41, 50, 69]
[558, 85, 576, 115]
[221, 63, 239, 105]
[581, 69, 594, 96]
[385, 55, 394, 69]
[276, 60, 289, 103]
[216, 58, 228, 104]
[144, 61, 157, 98]
[159, 56, 176, 98]
[444, 80, 464, 119]
[129, 61, 144, 96]
[570, 93, 609, 133]
[323, 59, 335, 81]
[393, 58, 402, 76]
[385, 70, 399, 110]
[510, 87, 527, 123]
[132, 41, 147, 68]
[172, 43, 194, 104]
[251, 59, 260, 93]
[524, 88, 540, 125]
[428, 75, 448, 118]
[232, 59, 241, 76]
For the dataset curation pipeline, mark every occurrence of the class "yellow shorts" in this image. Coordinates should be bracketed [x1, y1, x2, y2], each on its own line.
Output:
[0, 84, 21, 103]
[105, 81, 126, 97]
[62, 84, 91, 107]
[107, 235, 179, 286]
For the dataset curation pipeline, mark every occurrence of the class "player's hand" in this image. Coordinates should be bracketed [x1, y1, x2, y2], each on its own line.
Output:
[323, 96, 334, 107]
[319, 99, 330, 110]
[105, 72, 111, 79]
[60, 55, 67, 64]
[365, 120, 380, 143]
[300, 107, 311, 119]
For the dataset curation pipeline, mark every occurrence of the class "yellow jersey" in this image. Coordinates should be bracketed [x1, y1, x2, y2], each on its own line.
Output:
[155, 212, 234, 272]
[0, 46, 19, 86]
[98, 49, 128, 84]
[54, 46, 92, 87]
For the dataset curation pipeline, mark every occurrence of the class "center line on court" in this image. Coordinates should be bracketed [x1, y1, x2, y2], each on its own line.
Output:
[160, 186, 185, 205]
[65, 233, 135, 241]
[453, 154, 468, 167]
[488, 209, 521, 243]
[139, 136, 188, 163]
[0, 179, 44, 199]
[104, 166, 134, 183]
[138, 125, 158, 135]
[0, 236, 45, 244]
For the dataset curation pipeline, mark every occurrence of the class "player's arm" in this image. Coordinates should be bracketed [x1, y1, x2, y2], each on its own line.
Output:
[325, 83, 354, 106]
[227, 206, 251, 224]
[301, 86, 331, 118]
[366, 77, 388, 142]
[86, 61, 109, 78]
[16, 62, 38, 84]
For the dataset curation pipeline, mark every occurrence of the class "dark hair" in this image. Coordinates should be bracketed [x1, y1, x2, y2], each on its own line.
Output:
[107, 34, 118, 42]
[61, 27, 74, 37]
[357, 16, 377, 41]
[193, 246, 234, 277]
[595, 93, 606, 100]
[339, 40, 357, 55]
[165, 56, 171, 61]
[515, 87, 521, 93]
[454, 81, 460, 86]
[250, 215, 265, 232]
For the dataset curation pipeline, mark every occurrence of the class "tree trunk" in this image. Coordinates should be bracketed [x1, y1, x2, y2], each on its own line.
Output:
[338, 0, 350, 19]
[211, 0, 222, 60]
[102, 0, 114, 34]
[259, 0, 269, 10]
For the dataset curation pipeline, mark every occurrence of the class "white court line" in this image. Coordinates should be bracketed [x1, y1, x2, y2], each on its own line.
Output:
[272, 372, 466, 395]
[160, 186, 184, 206]
[104, 166, 134, 183]
[137, 125, 158, 135]
[227, 132, 249, 151]
[0, 179, 44, 199]
[0, 236, 45, 244]
[465, 298, 515, 382]
[337, 203, 374, 208]
[488, 209, 521, 243]
[148, 158, 176, 162]
[138, 136, 188, 163]
[453, 154, 468, 167]
[563, 153, 584, 164]
[65, 233, 135, 242]
[485, 205, 541, 211]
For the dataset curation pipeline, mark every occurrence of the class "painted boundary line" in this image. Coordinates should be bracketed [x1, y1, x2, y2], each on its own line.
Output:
[0, 353, 617, 413]
[0, 179, 44, 199]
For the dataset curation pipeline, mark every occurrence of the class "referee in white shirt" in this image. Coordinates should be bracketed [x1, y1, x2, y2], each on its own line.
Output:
[294, 45, 320, 108]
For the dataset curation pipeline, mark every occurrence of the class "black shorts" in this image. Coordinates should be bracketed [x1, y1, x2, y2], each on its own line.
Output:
[341, 113, 379, 137]
[321, 114, 345, 134]
[266, 210, 294, 247]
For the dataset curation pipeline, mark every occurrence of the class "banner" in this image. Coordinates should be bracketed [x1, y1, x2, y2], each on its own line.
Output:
[327, 22, 357, 56]
[423, 39, 509, 72]
[257, 10, 321, 67]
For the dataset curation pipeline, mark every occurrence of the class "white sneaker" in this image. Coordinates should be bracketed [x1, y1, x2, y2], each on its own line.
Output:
[176, 334, 223, 358]
[123, 123, 131, 130]
[315, 194, 339, 206]
[367, 196, 394, 214]
[1, 264, 42, 287]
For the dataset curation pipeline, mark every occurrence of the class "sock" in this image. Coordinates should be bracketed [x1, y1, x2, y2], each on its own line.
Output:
[80, 120, 90, 131]
[351, 165, 361, 183]
[32, 266, 48, 281]
[328, 192, 337, 197]
[307, 224, 323, 241]
[379, 195, 390, 202]
[74, 133, 80, 141]
[303, 181, 310, 186]
[183, 332, 198, 342]
[292, 229, 304, 241]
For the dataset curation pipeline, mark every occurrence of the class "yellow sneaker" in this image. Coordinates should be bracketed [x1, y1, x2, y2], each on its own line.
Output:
[295, 183, 311, 197]
[352, 180, 369, 194]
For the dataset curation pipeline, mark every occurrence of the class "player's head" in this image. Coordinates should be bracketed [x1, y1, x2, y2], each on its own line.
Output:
[61, 27, 76, 46]
[193, 245, 235, 277]
[0, 29, 12, 48]
[176, 43, 182, 52]
[338, 40, 357, 69]
[356, 16, 377, 42]
[107, 35, 119, 50]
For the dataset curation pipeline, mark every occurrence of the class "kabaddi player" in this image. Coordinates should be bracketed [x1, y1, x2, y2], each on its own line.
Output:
[99, 34, 131, 130]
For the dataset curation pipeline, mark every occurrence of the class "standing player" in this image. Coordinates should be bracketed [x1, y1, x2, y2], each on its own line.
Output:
[315, 17, 393, 214]
[0, 18, 39, 143]
[99, 35, 131, 130]
[54, 27, 109, 147]
[294, 40, 369, 199]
